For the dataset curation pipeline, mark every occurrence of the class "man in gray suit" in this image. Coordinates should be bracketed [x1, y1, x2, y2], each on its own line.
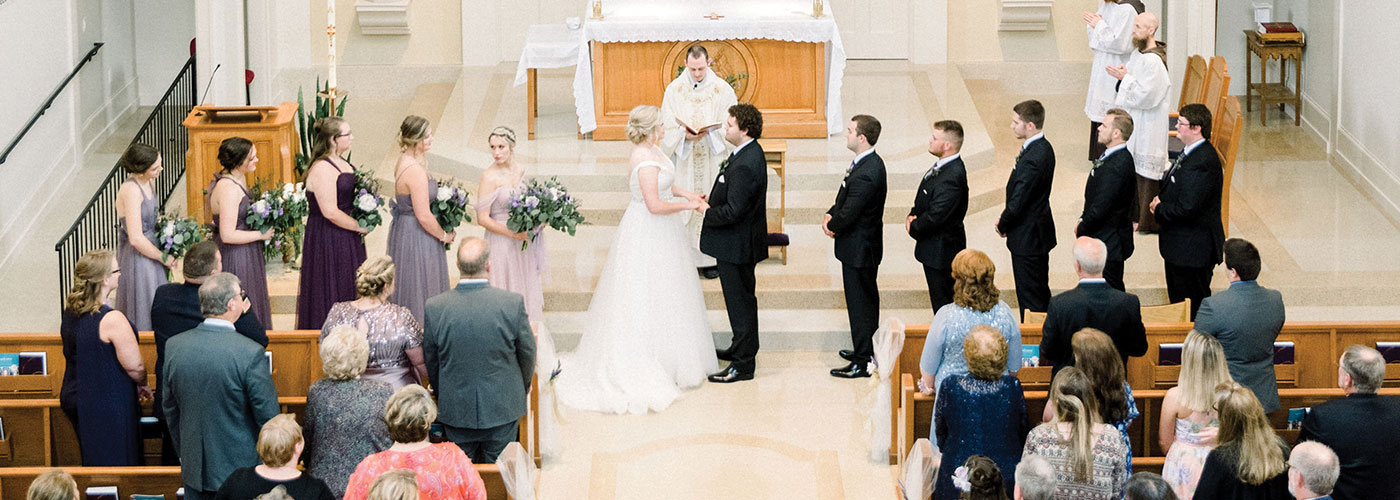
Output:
[162, 273, 279, 500]
[423, 237, 535, 463]
[1193, 238, 1285, 413]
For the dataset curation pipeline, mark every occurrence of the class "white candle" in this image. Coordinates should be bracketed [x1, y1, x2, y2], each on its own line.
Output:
[328, 0, 337, 89]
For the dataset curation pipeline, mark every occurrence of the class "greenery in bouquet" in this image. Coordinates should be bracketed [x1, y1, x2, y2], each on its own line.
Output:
[351, 169, 386, 234]
[247, 181, 309, 263]
[429, 179, 472, 249]
[155, 212, 211, 261]
[506, 177, 587, 250]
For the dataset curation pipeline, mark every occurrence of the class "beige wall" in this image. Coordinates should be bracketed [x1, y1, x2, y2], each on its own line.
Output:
[948, 0, 1101, 63]
[309, 0, 462, 66]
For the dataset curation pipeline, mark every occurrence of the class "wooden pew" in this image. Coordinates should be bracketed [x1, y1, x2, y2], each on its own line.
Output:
[0, 464, 520, 500]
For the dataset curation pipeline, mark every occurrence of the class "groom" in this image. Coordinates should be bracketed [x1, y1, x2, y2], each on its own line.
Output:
[700, 103, 768, 383]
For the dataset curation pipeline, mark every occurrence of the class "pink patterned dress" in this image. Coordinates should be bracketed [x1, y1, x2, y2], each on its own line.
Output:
[342, 442, 486, 500]
[1162, 411, 1218, 500]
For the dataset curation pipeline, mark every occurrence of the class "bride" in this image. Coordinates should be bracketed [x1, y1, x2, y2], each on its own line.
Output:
[555, 105, 720, 415]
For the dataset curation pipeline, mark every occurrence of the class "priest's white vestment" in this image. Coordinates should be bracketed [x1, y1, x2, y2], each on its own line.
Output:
[660, 67, 738, 268]
[1084, 2, 1138, 122]
[1115, 48, 1172, 180]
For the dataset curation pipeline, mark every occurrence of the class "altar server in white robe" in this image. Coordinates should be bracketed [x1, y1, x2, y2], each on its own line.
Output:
[660, 45, 738, 278]
[1110, 12, 1171, 233]
[1083, 0, 1138, 161]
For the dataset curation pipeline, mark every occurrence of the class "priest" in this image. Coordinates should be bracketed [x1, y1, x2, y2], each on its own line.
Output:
[661, 45, 738, 279]
[1109, 12, 1171, 233]
[1083, 0, 1137, 161]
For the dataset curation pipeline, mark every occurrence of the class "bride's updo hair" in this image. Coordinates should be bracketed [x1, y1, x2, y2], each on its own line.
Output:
[626, 105, 661, 144]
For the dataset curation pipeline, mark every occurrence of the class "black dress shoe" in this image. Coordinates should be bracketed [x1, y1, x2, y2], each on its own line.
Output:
[700, 267, 720, 280]
[830, 362, 872, 379]
[708, 366, 754, 383]
[716, 348, 734, 361]
[838, 349, 859, 362]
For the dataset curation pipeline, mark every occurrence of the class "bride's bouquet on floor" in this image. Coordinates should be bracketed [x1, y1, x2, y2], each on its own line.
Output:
[155, 212, 210, 261]
[247, 182, 309, 262]
[430, 179, 472, 249]
[506, 177, 586, 250]
[351, 169, 387, 235]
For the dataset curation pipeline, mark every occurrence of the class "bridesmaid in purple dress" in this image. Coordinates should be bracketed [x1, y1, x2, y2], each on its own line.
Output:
[297, 117, 369, 330]
[113, 144, 172, 331]
[208, 137, 274, 328]
[476, 126, 546, 324]
[319, 256, 428, 389]
[386, 116, 453, 325]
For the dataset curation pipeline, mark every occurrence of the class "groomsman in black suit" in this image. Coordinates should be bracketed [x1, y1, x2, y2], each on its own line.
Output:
[907, 120, 968, 312]
[997, 100, 1057, 317]
[824, 114, 888, 379]
[701, 103, 769, 383]
[1077, 108, 1138, 291]
[1150, 103, 1223, 320]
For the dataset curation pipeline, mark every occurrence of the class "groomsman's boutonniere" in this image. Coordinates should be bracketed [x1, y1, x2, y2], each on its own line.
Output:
[718, 157, 731, 173]
[1090, 159, 1103, 175]
[1014, 152, 1022, 165]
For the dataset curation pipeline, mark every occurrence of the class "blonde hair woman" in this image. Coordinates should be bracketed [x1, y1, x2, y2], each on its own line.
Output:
[321, 256, 427, 389]
[1022, 367, 1128, 500]
[1192, 383, 1291, 499]
[343, 385, 487, 500]
[474, 125, 548, 324]
[305, 326, 394, 498]
[297, 115, 369, 330]
[26, 469, 78, 500]
[59, 249, 151, 466]
[367, 470, 418, 500]
[1160, 331, 1231, 499]
[554, 105, 720, 414]
[919, 249, 1022, 398]
[215, 414, 335, 500]
[387, 115, 452, 325]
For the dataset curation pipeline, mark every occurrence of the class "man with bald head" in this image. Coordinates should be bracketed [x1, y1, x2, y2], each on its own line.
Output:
[423, 236, 535, 463]
[1299, 345, 1400, 500]
[1039, 237, 1146, 378]
[1109, 11, 1171, 235]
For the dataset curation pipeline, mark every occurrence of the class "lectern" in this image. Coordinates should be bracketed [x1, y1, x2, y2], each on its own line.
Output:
[183, 102, 299, 222]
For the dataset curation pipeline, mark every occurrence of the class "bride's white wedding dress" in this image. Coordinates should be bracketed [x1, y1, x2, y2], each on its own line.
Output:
[555, 156, 719, 415]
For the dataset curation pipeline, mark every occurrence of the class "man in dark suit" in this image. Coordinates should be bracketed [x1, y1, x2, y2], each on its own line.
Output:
[1077, 108, 1137, 291]
[997, 100, 1057, 317]
[824, 114, 888, 379]
[423, 237, 535, 463]
[1299, 345, 1400, 500]
[1193, 238, 1285, 413]
[1288, 441, 1340, 500]
[150, 241, 266, 464]
[701, 103, 768, 383]
[1151, 103, 1224, 320]
[907, 120, 968, 312]
[1040, 237, 1146, 378]
[162, 273, 278, 500]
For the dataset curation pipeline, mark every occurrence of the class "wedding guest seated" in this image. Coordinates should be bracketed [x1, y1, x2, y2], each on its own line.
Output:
[1298, 344, 1400, 500]
[367, 470, 418, 500]
[1192, 383, 1290, 500]
[26, 469, 78, 500]
[343, 385, 487, 500]
[1013, 455, 1055, 500]
[958, 455, 1010, 500]
[1042, 329, 1138, 473]
[321, 256, 428, 390]
[151, 240, 267, 464]
[1040, 237, 1145, 378]
[215, 414, 335, 500]
[919, 249, 1021, 398]
[305, 325, 394, 498]
[1160, 331, 1230, 499]
[1125, 473, 1179, 500]
[59, 249, 151, 466]
[933, 325, 1029, 499]
[1022, 367, 1128, 500]
[1288, 442, 1339, 500]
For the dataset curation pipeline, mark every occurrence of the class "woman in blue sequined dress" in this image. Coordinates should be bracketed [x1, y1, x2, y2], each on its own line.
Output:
[932, 326, 1029, 499]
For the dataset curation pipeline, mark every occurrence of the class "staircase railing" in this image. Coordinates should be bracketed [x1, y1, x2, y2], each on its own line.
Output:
[0, 43, 104, 166]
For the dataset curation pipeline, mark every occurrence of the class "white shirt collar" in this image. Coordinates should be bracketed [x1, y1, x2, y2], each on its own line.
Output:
[1079, 278, 1107, 284]
[458, 278, 489, 285]
[732, 137, 754, 155]
[1099, 143, 1128, 160]
[934, 153, 961, 170]
[853, 147, 877, 165]
[202, 318, 236, 330]
[1022, 132, 1044, 151]
[1180, 137, 1206, 157]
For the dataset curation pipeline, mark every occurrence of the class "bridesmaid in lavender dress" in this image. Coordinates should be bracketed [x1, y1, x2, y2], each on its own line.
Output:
[208, 137, 274, 328]
[476, 126, 546, 324]
[297, 117, 369, 330]
[113, 144, 172, 331]
[386, 116, 453, 325]
[319, 256, 428, 389]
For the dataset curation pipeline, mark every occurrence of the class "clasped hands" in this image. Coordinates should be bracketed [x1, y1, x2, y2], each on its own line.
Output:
[685, 192, 711, 214]
[1106, 64, 1128, 81]
[1083, 11, 1103, 27]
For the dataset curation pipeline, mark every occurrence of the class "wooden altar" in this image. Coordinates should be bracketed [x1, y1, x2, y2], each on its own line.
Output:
[182, 102, 299, 222]
[589, 39, 828, 141]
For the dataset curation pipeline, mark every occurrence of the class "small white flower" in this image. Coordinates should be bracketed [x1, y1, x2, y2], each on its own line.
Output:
[252, 199, 270, 213]
[295, 182, 305, 192]
[436, 188, 452, 202]
[356, 194, 378, 212]
[282, 183, 294, 193]
[549, 187, 562, 200]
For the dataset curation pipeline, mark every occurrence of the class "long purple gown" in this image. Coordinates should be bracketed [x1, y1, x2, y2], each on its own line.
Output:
[482, 184, 546, 323]
[386, 176, 449, 325]
[114, 180, 166, 331]
[297, 166, 367, 330]
[210, 176, 272, 328]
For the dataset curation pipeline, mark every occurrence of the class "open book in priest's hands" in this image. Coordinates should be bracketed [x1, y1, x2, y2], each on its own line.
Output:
[676, 117, 722, 136]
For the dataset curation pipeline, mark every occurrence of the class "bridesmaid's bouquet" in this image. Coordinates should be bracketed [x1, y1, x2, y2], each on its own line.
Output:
[155, 212, 211, 261]
[506, 177, 586, 250]
[351, 169, 387, 234]
[247, 183, 310, 262]
[430, 179, 472, 249]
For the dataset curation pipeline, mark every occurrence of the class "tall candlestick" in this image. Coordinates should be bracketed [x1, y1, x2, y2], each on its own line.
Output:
[328, 0, 337, 89]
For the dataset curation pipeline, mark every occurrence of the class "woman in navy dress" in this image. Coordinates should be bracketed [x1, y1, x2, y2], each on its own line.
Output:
[297, 117, 369, 329]
[208, 137, 273, 327]
[59, 249, 152, 466]
[113, 143, 172, 330]
[933, 325, 1029, 499]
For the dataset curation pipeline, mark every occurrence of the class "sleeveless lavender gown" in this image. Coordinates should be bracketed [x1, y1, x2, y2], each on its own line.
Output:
[210, 176, 272, 328]
[114, 180, 167, 331]
[297, 169, 367, 330]
[482, 184, 546, 323]
[386, 176, 449, 325]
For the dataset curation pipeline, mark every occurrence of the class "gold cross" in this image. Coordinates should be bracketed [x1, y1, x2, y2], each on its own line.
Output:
[704, 12, 724, 20]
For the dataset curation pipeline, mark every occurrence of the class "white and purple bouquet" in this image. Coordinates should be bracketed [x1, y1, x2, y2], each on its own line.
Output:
[351, 169, 386, 235]
[506, 177, 586, 250]
[247, 182, 310, 261]
[430, 180, 472, 249]
[155, 212, 211, 261]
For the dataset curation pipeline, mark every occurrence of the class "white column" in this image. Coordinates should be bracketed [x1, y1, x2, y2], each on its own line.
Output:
[194, 0, 248, 106]
[1165, 0, 1216, 109]
[910, 0, 946, 64]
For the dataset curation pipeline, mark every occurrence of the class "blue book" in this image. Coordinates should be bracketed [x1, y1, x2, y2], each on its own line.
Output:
[1021, 345, 1040, 368]
[1287, 407, 1308, 429]
[0, 353, 17, 376]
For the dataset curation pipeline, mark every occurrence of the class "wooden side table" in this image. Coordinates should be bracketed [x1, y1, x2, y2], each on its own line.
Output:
[1244, 30, 1304, 126]
[515, 25, 582, 139]
[759, 139, 788, 264]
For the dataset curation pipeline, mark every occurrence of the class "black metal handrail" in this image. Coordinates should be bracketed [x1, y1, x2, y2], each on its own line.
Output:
[0, 43, 104, 166]
[54, 56, 197, 308]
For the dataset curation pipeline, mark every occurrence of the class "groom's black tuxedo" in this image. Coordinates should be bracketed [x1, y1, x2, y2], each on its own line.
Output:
[701, 139, 768, 374]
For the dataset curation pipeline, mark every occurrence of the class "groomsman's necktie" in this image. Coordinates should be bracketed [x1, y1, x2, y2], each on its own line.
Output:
[846, 161, 855, 175]
[923, 163, 940, 180]
[1164, 152, 1184, 181]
